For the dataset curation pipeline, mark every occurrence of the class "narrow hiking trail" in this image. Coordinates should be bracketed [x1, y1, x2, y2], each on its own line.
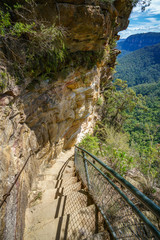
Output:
[23, 149, 109, 240]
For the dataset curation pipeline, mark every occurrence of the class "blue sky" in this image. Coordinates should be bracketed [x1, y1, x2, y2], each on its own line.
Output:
[119, 0, 160, 39]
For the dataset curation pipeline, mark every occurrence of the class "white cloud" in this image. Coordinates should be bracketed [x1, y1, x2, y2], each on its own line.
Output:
[146, 17, 160, 23]
[146, 0, 160, 15]
[119, 25, 160, 39]
[119, 0, 160, 38]
[119, 20, 160, 38]
[132, 0, 160, 15]
[131, 12, 141, 20]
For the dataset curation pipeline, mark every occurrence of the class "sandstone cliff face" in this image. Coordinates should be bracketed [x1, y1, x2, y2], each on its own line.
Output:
[0, 0, 133, 239]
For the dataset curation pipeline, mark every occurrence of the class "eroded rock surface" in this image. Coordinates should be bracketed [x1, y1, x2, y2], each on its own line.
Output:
[0, 0, 133, 239]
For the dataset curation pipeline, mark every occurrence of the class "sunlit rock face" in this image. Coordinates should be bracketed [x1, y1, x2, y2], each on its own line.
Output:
[0, 0, 133, 239]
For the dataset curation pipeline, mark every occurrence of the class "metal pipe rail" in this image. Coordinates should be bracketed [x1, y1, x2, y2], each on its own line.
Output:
[75, 145, 160, 240]
[0, 152, 34, 209]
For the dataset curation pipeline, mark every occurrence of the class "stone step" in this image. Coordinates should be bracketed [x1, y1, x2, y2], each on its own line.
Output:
[28, 182, 83, 207]
[52, 181, 83, 200]
[62, 181, 82, 197]
[36, 176, 78, 191]
[39, 148, 74, 175]
[37, 170, 76, 182]
[36, 180, 57, 191]
[38, 162, 75, 180]
[41, 181, 83, 203]
[32, 168, 76, 192]
[24, 149, 109, 240]
[55, 176, 78, 188]
[59, 172, 76, 180]
[61, 167, 76, 177]
[44, 161, 75, 176]
[24, 204, 100, 240]
[25, 191, 89, 229]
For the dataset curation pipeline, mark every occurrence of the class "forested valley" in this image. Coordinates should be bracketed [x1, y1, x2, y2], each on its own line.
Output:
[80, 33, 160, 201]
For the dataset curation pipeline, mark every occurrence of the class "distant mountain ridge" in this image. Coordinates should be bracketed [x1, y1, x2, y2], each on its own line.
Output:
[118, 32, 160, 51]
[117, 32, 160, 58]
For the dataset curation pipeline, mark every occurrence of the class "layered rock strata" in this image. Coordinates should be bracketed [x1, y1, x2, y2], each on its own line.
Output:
[0, 0, 133, 239]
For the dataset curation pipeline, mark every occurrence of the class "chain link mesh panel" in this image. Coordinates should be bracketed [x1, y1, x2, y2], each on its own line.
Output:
[75, 147, 160, 240]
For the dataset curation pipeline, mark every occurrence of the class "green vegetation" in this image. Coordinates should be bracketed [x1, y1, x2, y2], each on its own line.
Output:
[0, 71, 8, 91]
[29, 192, 42, 206]
[25, 50, 105, 90]
[0, 0, 151, 89]
[80, 77, 160, 193]
[125, 81, 160, 147]
[96, 96, 104, 106]
[102, 79, 144, 131]
[80, 126, 136, 176]
[80, 79, 142, 177]
[115, 43, 160, 87]
[123, 81, 160, 188]
[115, 40, 160, 154]
[0, 2, 37, 37]
[0, 1, 106, 90]
[0, 1, 66, 87]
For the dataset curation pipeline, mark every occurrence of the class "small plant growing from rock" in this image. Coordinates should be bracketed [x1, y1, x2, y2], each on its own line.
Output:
[29, 191, 42, 206]
[96, 97, 103, 106]
[0, 71, 8, 92]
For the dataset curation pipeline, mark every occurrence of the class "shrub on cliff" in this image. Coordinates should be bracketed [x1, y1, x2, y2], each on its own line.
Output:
[0, 1, 66, 83]
[79, 124, 136, 176]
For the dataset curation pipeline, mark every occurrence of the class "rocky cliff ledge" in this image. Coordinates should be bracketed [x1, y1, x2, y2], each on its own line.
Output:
[0, 0, 133, 239]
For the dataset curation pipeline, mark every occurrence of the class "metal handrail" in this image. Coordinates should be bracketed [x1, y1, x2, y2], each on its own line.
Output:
[0, 152, 34, 209]
[75, 145, 160, 240]
[75, 145, 160, 219]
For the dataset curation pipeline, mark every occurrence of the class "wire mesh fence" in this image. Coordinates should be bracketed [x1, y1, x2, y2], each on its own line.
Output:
[75, 146, 160, 240]
[54, 158, 109, 240]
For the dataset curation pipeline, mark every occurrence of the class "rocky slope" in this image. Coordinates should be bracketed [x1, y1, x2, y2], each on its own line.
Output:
[0, 0, 133, 239]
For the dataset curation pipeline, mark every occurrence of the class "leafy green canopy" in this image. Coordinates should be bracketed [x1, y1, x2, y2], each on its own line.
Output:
[115, 43, 160, 87]
[102, 79, 144, 131]
[124, 81, 160, 149]
[79, 78, 159, 191]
